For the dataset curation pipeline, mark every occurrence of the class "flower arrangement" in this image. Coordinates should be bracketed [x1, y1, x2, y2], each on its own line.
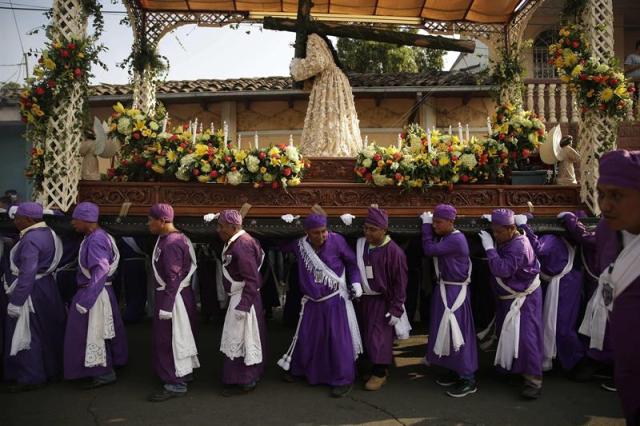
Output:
[176, 143, 245, 184]
[355, 144, 420, 188]
[491, 104, 545, 170]
[244, 144, 307, 189]
[549, 24, 634, 120]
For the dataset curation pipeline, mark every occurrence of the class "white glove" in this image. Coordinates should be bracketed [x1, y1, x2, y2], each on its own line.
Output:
[481, 214, 492, 222]
[557, 211, 573, 220]
[7, 303, 21, 318]
[281, 214, 300, 223]
[43, 208, 54, 215]
[340, 213, 355, 226]
[158, 309, 172, 320]
[387, 313, 400, 326]
[514, 214, 528, 226]
[203, 212, 219, 223]
[420, 211, 433, 224]
[234, 309, 248, 321]
[478, 230, 495, 251]
[350, 282, 363, 299]
[8, 205, 18, 219]
[75, 303, 88, 315]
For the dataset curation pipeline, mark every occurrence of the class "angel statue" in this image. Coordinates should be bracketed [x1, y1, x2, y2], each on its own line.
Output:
[79, 117, 119, 180]
[290, 33, 362, 157]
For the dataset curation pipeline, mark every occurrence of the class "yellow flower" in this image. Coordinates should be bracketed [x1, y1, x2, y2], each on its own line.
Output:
[194, 144, 208, 157]
[438, 156, 449, 166]
[77, 53, 84, 59]
[599, 88, 614, 102]
[560, 74, 571, 83]
[142, 129, 152, 137]
[151, 165, 165, 174]
[43, 58, 56, 70]
[53, 41, 62, 49]
[166, 150, 177, 162]
[586, 89, 595, 98]
[614, 85, 628, 98]
[234, 150, 247, 163]
[259, 167, 267, 174]
[113, 102, 126, 114]
[197, 175, 210, 183]
[288, 177, 301, 186]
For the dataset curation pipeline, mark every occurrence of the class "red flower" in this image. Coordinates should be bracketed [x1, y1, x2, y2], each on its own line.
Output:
[522, 148, 531, 159]
[511, 152, 518, 159]
[394, 172, 403, 181]
[572, 41, 580, 48]
[461, 175, 469, 183]
[73, 68, 82, 78]
[47, 80, 56, 88]
[271, 181, 279, 189]
[67, 42, 76, 49]
[61, 49, 69, 58]
[121, 159, 128, 166]
[499, 152, 508, 159]
[364, 172, 372, 181]
[210, 170, 218, 178]
[598, 103, 607, 111]
[451, 155, 458, 162]
[277, 144, 286, 150]
[258, 151, 266, 160]
[579, 73, 587, 81]
[282, 167, 292, 177]
[431, 159, 438, 166]
[224, 156, 232, 163]
[498, 133, 506, 140]
[373, 154, 382, 162]
[35, 87, 45, 96]
[610, 79, 618, 86]
[133, 132, 141, 140]
[192, 168, 200, 176]
[145, 160, 153, 168]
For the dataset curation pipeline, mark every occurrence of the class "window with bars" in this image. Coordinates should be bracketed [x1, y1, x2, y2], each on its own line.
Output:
[533, 29, 559, 79]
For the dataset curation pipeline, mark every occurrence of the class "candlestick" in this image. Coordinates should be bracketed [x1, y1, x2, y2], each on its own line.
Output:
[289, 134, 294, 147]
[237, 134, 242, 150]
[458, 122, 463, 141]
[161, 118, 167, 134]
[427, 130, 432, 153]
[223, 121, 228, 146]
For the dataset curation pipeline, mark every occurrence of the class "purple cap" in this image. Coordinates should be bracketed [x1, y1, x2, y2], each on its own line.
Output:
[303, 213, 327, 230]
[434, 204, 457, 221]
[72, 202, 99, 223]
[218, 209, 242, 225]
[15, 202, 43, 219]
[598, 150, 640, 192]
[149, 203, 174, 222]
[492, 208, 515, 226]
[574, 210, 588, 219]
[365, 207, 388, 229]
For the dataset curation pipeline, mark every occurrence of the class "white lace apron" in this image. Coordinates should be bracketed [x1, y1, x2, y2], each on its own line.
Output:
[219, 230, 265, 366]
[494, 274, 542, 370]
[152, 234, 200, 377]
[6, 227, 63, 356]
[355, 237, 411, 340]
[78, 233, 120, 368]
[540, 238, 576, 371]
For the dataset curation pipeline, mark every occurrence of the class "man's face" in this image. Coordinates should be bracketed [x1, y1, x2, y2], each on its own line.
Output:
[432, 217, 454, 236]
[306, 226, 328, 248]
[216, 222, 238, 242]
[71, 218, 90, 233]
[363, 223, 386, 246]
[147, 216, 164, 235]
[598, 184, 640, 233]
[13, 215, 31, 231]
[491, 224, 515, 244]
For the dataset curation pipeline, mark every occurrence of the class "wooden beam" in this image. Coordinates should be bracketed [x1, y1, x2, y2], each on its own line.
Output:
[264, 17, 476, 53]
[293, 0, 314, 89]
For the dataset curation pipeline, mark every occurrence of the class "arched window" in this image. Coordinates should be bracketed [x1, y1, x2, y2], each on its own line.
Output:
[533, 29, 558, 79]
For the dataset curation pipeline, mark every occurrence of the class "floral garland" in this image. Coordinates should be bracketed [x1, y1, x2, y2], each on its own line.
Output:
[549, 24, 634, 120]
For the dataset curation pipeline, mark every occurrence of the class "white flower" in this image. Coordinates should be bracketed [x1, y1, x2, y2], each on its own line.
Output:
[149, 121, 159, 131]
[595, 63, 609, 73]
[373, 173, 389, 187]
[285, 146, 300, 162]
[362, 158, 372, 168]
[363, 145, 377, 159]
[245, 155, 260, 173]
[521, 119, 533, 128]
[390, 162, 399, 171]
[227, 170, 243, 186]
[117, 117, 131, 135]
[459, 153, 477, 170]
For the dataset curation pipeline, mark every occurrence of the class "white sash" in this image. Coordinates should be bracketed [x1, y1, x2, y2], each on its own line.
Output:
[6, 227, 63, 356]
[355, 237, 411, 340]
[152, 234, 200, 377]
[219, 230, 265, 366]
[494, 274, 541, 370]
[432, 254, 472, 357]
[79, 233, 120, 367]
[579, 232, 640, 350]
[541, 238, 575, 371]
[299, 237, 363, 357]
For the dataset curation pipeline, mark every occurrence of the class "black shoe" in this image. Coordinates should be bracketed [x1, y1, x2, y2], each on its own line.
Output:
[83, 378, 116, 390]
[331, 384, 353, 398]
[148, 389, 186, 402]
[435, 371, 459, 387]
[282, 372, 299, 383]
[7, 383, 45, 393]
[446, 380, 477, 398]
[521, 384, 542, 400]
[568, 357, 596, 382]
[600, 379, 617, 392]
[221, 382, 256, 397]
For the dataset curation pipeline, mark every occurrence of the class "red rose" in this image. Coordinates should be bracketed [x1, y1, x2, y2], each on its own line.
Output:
[500, 152, 508, 159]
[61, 49, 69, 58]
[179, 142, 187, 149]
[629, 85, 636, 93]
[210, 171, 218, 178]
[271, 181, 279, 189]
[373, 154, 381, 162]
[133, 132, 141, 140]
[538, 128, 545, 136]
[394, 173, 403, 181]
[169, 135, 178, 141]
[282, 167, 292, 177]
[461, 175, 469, 183]
[610, 79, 618, 86]
[447, 146, 453, 152]
[498, 133, 506, 140]
[35, 87, 45, 96]
[258, 151, 266, 160]
[47, 80, 56, 88]
[224, 156, 232, 163]
[393, 152, 402, 161]
[67, 43, 76, 49]
[145, 160, 152, 168]
[522, 148, 531, 158]
[572, 41, 580, 48]
[121, 159, 128, 166]
[74, 68, 82, 78]
[451, 156, 458, 162]
[192, 168, 200, 176]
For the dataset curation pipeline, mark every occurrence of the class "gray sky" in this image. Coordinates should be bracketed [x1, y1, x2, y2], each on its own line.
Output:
[1, 0, 458, 86]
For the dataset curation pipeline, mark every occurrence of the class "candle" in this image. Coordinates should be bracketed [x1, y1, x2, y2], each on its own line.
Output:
[210, 122, 214, 133]
[466, 124, 470, 142]
[199, 122, 203, 135]
[223, 121, 228, 145]
[397, 133, 402, 149]
[289, 134, 294, 147]
[458, 122, 463, 141]
[448, 125, 452, 136]
[487, 116, 492, 135]
[364, 135, 368, 146]
[161, 117, 167, 133]
[192, 118, 198, 144]
[237, 134, 242, 150]
[427, 130, 432, 153]
[254, 132, 259, 150]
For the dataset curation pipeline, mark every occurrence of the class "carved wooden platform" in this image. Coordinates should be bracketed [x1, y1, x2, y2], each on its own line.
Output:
[78, 158, 584, 217]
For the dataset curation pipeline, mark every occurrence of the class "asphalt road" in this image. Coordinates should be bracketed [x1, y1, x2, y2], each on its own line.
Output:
[0, 316, 625, 426]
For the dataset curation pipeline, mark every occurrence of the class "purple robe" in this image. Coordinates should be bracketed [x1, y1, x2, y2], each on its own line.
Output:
[487, 234, 543, 376]
[522, 224, 584, 370]
[64, 229, 128, 379]
[281, 232, 362, 386]
[4, 226, 66, 384]
[563, 217, 620, 363]
[422, 225, 478, 376]
[221, 232, 266, 385]
[151, 232, 197, 385]
[357, 238, 407, 365]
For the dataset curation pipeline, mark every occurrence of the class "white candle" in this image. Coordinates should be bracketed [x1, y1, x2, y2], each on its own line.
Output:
[199, 122, 203, 135]
[466, 124, 470, 142]
[487, 116, 492, 135]
[448, 125, 452, 136]
[192, 119, 198, 144]
[364, 135, 368, 146]
[397, 133, 402, 149]
[254, 132, 259, 150]
[161, 118, 167, 133]
[223, 121, 228, 145]
[237, 134, 242, 150]
[458, 122, 463, 141]
[210, 122, 214, 133]
[289, 134, 294, 147]
[427, 130, 432, 153]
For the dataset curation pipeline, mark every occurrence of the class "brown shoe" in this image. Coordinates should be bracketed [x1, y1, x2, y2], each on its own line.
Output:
[364, 375, 387, 391]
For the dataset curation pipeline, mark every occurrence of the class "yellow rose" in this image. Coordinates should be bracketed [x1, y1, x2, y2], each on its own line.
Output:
[151, 165, 165, 174]
[197, 175, 210, 183]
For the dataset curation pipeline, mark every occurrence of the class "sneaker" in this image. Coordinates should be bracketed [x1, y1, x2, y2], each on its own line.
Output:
[521, 384, 542, 400]
[364, 375, 387, 391]
[600, 380, 617, 392]
[148, 389, 186, 402]
[435, 371, 459, 387]
[446, 380, 478, 398]
[331, 384, 353, 398]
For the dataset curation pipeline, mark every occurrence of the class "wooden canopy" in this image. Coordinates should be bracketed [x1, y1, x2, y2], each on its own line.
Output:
[136, 0, 527, 25]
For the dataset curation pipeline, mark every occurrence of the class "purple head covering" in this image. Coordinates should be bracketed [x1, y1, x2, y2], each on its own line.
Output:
[598, 150, 640, 192]
[492, 208, 515, 226]
[303, 213, 327, 230]
[574, 210, 588, 219]
[365, 207, 388, 229]
[149, 203, 174, 222]
[15, 202, 43, 219]
[72, 202, 99, 223]
[218, 209, 242, 225]
[434, 204, 457, 221]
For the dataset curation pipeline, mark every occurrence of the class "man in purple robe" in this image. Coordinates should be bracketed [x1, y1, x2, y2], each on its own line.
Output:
[147, 203, 199, 402]
[478, 208, 543, 399]
[355, 207, 408, 391]
[596, 150, 640, 426]
[421, 204, 478, 398]
[4, 202, 66, 392]
[279, 213, 363, 397]
[216, 209, 266, 396]
[64, 202, 128, 389]
[517, 214, 584, 372]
